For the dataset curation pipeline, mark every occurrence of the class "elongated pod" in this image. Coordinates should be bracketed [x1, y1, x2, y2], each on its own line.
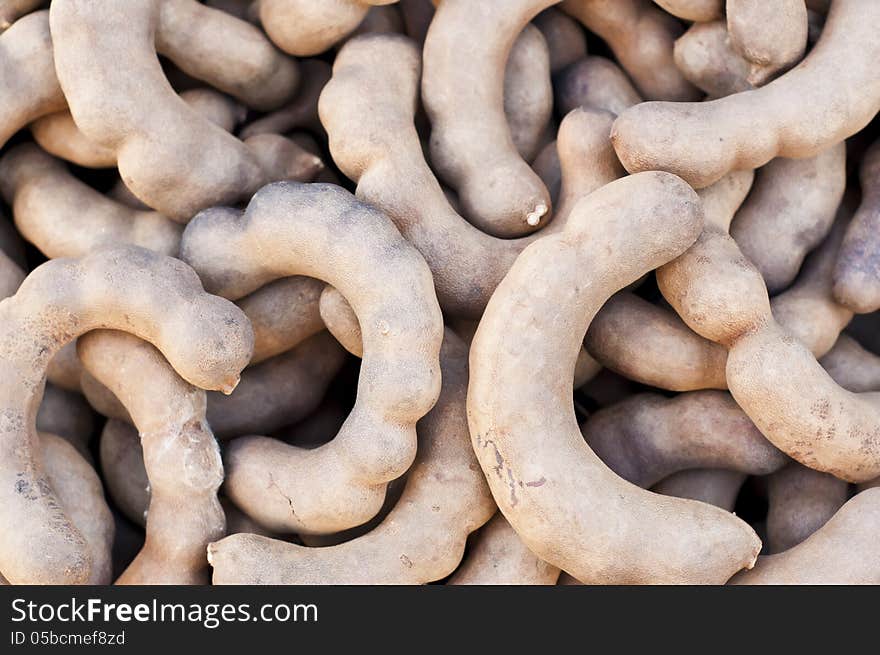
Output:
[726, 0, 808, 86]
[612, 0, 880, 188]
[504, 25, 553, 162]
[100, 419, 149, 528]
[181, 182, 442, 534]
[422, 0, 556, 237]
[533, 8, 587, 74]
[0, 245, 251, 583]
[468, 172, 761, 584]
[319, 286, 363, 357]
[555, 56, 642, 118]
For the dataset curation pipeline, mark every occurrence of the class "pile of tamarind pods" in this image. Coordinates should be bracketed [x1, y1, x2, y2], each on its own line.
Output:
[0, 0, 879, 586]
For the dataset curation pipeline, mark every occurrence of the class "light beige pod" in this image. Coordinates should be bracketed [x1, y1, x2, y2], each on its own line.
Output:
[468, 172, 762, 584]
[652, 0, 722, 22]
[611, 0, 880, 189]
[181, 182, 443, 535]
[209, 330, 497, 584]
[726, 0, 808, 85]
[673, 20, 753, 98]
[0, 245, 252, 584]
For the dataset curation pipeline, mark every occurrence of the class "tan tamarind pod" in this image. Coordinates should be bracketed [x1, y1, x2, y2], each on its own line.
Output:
[0, 241, 25, 300]
[504, 24, 553, 162]
[319, 286, 363, 358]
[422, 0, 556, 238]
[0, 245, 252, 584]
[653, 469, 747, 512]
[238, 276, 326, 365]
[321, 34, 622, 317]
[652, 0, 722, 21]
[206, 332, 347, 440]
[0, 144, 183, 258]
[583, 391, 787, 489]
[561, 0, 699, 101]
[258, 0, 398, 56]
[468, 171, 762, 584]
[533, 8, 587, 74]
[239, 60, 332, 140]
[0, 0, 45, 29]
[242, 132, 326, 184]
[46, 341, 83, 394]
[0, 10, 64, 148]
[449, 513, 561, 585]
[612, 0, 880, 189]
[80, 372, 131, 423]
[766, 462, 850, 555]
[35, 383, 95, 461]
[555, 56, 643, 118]
[99, 419, 149, 528]
[181, 182, 443, 534]
[731, 142, 847, 294]
[349, 3, 404, 39]
[832, 139, 880, 313]
[77, 329, 228, 585]
[819, 334, 880, 393]
[209, 330, 497, 584]
[727, 0, 808, 86]
[731, 488, 880, 584]
[673, 21, 753, 98]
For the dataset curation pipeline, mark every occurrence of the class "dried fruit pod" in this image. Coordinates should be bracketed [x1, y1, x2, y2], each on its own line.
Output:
[731, 142, 846, 294]
[726, 0, 808, 86]
[99, 419, 149, 528]
[181, 182, 443, 534]
[0, 245, 252, 583]
[468, 171, 762, 584]
[46, 341, 83, 393]
[0, 0, 45, 29]
[832, 139, 880, 313]
[319, 286, 363, 357]
[653, 469, 746, 512]
[422, 0, 556, 237]
[731, 488, 880, 584]
[673, 21, 753, 98]
[209, 331, 497, 584]
[504, 24, 553, 161]
[561, 0, 699, 101]
[35, 383, 94, 460]
[819, 334, 880, 393]
[77, 329, 227, 584]
[448, 513, 561, 585]
[652, 0, 722, 21]
[555, 56, 642, 117]
[584, 391, 786, 488]
[533, 7, 587, 74]
[612, 0, 880, 189]
[766, 463, 850, 554]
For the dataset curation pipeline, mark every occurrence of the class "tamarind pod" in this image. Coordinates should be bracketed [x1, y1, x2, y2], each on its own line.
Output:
[673, 21, 753, 98]
[504, 25, 553, 162]
[726, 0, 808, 86]
[533, 8, 587, 74]
[653, 469, 747, 512]
[652, 0, 722, 21]
[819, 334, 880, 393]
[99, 419, 149, 528]
[555, 56, 642, 118]
[35, 383, 94, 460]
[46, 341, 83, 393]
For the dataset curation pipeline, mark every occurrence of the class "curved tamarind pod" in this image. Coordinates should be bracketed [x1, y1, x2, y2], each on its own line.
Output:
[321, 34, 622, 317]
[422, 0, 556, 237]
[46, 341, 83, 393]
[100, 419, 149, 528]
[0, 144, 183, 258]
[207, 332, 346, 440]
[258, 0, 397, 57]
[555, 56, 642, 118]
[239, 60, 331, 140]
[727, 0, 808, 86]
[561, 0, 699, 101]
[731, 489, 880, 584]
[468, 171, 761, 584]
[319, 286, 363, 358]
[210, 330, 496, 584]
[449, 513, 561, 585]
[833, 139, 880, 313]
[239, 277, 325, 365]
[504, 24, 553, 162]
[584, 391, 787, 488]
[673, 21, 753, 98]
[0, 245, 252, 584]
[652, 469, 746, 512]
[35, 383, 95, 461]
[766, 462, 850, 554]
[731, 142, 847, 294]
[652, 0, 722, 21]
[0, 0, 45, 29]
[533, 8, 587, 74]
[181, 182, 443, 534]
[0, 10, 64, 148]
[612, 0, 880, 189]
[77, 329, 226, 585]
[820, 334, 880, 393]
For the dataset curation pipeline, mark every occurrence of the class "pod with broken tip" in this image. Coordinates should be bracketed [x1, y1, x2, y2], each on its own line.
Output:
[561, 0, 699, 102]
[0, 144, 183, 258]
[100, 419, 149, 528]
[611, 0, 880, 189]
[652, 0, 722, 21]
[504, 24, 553, 162]
[554, 56, 643, 118]
[0, 245, 252, 584]
[832, 139, 880, 313]
[673, 20, 753, 98]
[652, 469, 746, 512]
[422, 0, 556, 237]
[583, 391, 787, 489]
[731, 142, 847, 294]
[180, 182, 443, 534]
[766, 462, 850, 555]
[0, 10, 65, 148]
[468, 171, 762, 584]
[78, 329, 226, 585]
[321, 34, 623, 317]
[449, 513, 561, 585]
[731, 488, 880, 584]
[726, 0, 808, 86]
[210, 330, 497, 583]
[533, 8, 587, 74]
